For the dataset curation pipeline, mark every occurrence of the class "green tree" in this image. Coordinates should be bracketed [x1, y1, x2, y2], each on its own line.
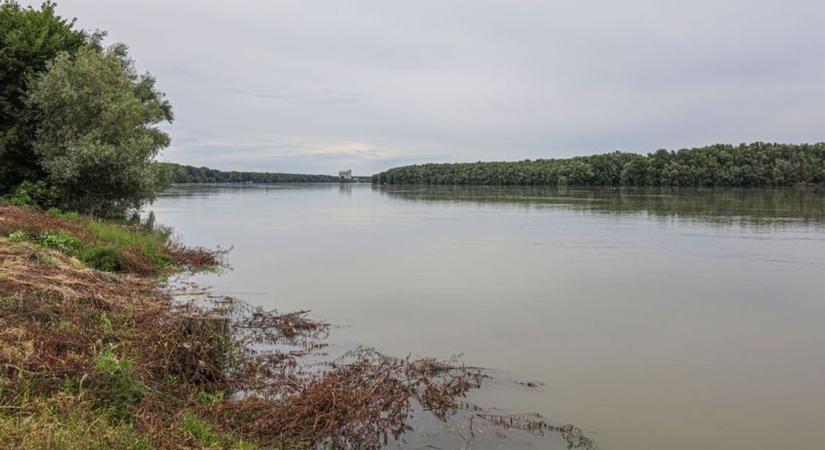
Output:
[0, 0, 87, 191]
[27, 44, 173, 216]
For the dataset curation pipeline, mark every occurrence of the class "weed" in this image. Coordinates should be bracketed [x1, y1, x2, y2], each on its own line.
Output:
[181, 411, 259, 450]
[36, 230, 82, 255]
[195, 390, 224, 405]
[7, 230, 26, 242]
[45, 207, 63, 217]
[29, 252, 57, 267]
[98, 313, 114, 335]
[93, 346, 146, 422]
[182, 411, 219, 447]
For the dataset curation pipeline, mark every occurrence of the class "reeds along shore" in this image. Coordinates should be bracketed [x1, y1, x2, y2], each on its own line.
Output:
[0, 204, 485, 449]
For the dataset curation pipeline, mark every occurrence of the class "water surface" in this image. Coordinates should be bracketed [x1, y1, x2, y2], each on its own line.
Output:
[148, 184, 825, 450]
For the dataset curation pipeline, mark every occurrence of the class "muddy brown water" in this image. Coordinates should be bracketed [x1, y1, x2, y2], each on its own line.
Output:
[149, 184, 825, 450]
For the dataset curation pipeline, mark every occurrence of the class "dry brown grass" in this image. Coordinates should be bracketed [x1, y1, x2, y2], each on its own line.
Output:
[0, 204, 90, 240]
[0, 238, 486, 449]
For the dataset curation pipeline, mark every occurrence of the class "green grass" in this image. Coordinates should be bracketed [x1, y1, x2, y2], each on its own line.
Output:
[181, 411, 259, 450]
[83, 219, 173, 269]
[93, 346, 146, 422]
[0, 395, 150, 450]
[182, 412, 219, 446]
[35, 230, 82, 255]
[0, 398, 258, 450]
[78, 244, 124, 271]
[6, 210, 178, 273]
[7, 230, 27, 242]
[195, 390, 224, 405]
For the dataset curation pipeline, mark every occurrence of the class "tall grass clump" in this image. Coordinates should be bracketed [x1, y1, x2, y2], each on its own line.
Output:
[83, 218, 173, 269]
[92, 346, 146, 422]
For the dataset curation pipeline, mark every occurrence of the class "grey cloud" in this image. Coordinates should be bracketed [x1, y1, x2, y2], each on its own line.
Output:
[218, 86, 367, 105]
[217, 87, 293, 100]
[31, 0, 825, 175]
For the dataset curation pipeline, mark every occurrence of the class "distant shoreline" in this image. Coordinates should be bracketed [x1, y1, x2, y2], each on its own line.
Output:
[161, 162, 370, 183]
[372, 142, 825, 188]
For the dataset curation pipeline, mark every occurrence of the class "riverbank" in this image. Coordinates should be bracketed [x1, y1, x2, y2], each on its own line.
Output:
[0, 204, 486, 449]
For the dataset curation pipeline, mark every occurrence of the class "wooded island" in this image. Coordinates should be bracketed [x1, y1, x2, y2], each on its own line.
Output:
[373, 143, 825, 187]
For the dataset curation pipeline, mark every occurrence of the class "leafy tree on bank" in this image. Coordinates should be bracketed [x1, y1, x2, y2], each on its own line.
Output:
[0, 0, 86, 191]
[27, 43, 173, 216]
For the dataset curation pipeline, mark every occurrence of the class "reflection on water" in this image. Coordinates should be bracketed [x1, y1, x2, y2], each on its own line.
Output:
[149, 184, 825, 450]
[376, 185, 825, 229]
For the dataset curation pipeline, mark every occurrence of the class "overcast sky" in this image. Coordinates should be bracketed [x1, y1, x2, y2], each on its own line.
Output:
[29, 0, 825, 175]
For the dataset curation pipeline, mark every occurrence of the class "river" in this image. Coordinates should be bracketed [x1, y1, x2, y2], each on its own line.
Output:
[148, 184, 825, 450]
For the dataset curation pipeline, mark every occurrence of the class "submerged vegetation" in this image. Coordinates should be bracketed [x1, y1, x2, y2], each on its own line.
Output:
[373, 143, 825, 187]
[0, 204, 503, 449]
[0, 202, 597, 449]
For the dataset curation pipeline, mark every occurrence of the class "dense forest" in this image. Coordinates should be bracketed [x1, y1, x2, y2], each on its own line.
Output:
[372, 143, 825, 187]
[162, 163, 368, 183]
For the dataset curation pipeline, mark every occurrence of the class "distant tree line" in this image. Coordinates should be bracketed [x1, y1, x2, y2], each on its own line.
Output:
[162, 163, 368, 183]
[372, 143, 825, 187]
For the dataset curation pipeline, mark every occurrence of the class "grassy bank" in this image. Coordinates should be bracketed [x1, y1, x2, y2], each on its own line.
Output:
[0, 204, 485, 449]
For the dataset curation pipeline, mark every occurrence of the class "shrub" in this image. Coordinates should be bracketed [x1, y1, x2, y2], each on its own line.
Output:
[35, 231, 82, 256]
[79, 245, 123, 272]
[7, 181, 58, 208]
